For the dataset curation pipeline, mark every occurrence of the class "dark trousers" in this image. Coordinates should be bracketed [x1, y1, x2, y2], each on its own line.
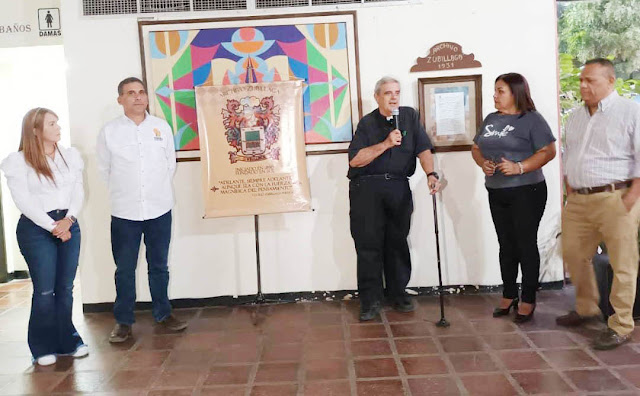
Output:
[349, 178, 413, 307]
[488, 181, 547, 304]
[16, 210, 84, 359]
[111, 210, 172, 324]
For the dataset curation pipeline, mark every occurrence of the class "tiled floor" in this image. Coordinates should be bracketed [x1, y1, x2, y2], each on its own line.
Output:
[1, 280, 640, 395]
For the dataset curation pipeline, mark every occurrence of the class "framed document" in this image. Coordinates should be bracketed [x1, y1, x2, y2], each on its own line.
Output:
[418, 74, 482, 152]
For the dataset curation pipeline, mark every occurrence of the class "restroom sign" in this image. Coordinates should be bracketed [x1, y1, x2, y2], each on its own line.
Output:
[38, 8, 61, 34]
[0, 0, 62, 47]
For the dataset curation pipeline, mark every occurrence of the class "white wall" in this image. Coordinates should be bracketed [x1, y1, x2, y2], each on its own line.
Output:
[0, 45, 71, 274]
[60, 0, 563, 304]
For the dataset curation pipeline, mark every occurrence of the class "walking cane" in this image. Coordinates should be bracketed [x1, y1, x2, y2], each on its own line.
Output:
[432, 193, 450, 327]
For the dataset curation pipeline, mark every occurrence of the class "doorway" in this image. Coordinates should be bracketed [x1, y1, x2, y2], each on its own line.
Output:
[0, 45, 71, 282]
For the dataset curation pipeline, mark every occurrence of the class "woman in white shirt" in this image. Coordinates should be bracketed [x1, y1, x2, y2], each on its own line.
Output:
[0, 108, 87, 366]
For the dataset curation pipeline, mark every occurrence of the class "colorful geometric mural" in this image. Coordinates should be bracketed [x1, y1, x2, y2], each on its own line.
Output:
[147, 23, 355, 151]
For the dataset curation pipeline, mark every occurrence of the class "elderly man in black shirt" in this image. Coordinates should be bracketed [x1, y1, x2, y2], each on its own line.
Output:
[349, 76, 441, 321]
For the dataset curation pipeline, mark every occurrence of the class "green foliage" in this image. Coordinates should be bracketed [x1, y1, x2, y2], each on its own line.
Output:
[615, 77, 640, 96]
[558, 0, 640, 79]
[558, 0, 640, 120]
[558, 53, 581, 118]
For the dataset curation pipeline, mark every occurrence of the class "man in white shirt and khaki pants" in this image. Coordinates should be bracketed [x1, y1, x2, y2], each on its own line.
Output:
[97, 77, 187, 342]
[559, 58, 640, 350]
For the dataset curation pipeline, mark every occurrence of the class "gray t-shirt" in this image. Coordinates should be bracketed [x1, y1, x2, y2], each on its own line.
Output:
[474, 111, 556, 189]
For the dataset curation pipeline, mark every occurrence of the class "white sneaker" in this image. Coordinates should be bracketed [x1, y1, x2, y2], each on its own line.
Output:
[59, 345, 89, 358]
[72, 345, 89, 358]
[36, 354, 57, 366]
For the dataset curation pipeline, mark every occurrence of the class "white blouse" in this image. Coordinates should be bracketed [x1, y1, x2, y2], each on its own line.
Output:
[0, 146, 84, 232]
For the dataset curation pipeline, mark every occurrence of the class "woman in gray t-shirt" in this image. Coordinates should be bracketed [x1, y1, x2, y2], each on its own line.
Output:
[472, 73, 556, 323]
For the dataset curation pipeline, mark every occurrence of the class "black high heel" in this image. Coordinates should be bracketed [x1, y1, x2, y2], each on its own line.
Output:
[514, 304, 536, 324]
[493, 298, 519, 317]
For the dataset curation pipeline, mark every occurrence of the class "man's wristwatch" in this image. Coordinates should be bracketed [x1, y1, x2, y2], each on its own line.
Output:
[66, 216, 77, 224]
[427, 171, 440, 180]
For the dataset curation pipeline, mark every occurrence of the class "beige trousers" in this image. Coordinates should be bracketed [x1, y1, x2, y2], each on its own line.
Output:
[562, 188, 640, 336]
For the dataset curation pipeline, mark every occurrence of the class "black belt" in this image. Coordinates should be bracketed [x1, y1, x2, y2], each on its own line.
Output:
[574, 180, 632, 195]
[355, 173, 407, 181]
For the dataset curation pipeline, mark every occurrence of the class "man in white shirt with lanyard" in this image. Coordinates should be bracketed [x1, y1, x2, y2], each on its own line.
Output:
[97, 77, 187, 343]
[558, 58, 640, 350]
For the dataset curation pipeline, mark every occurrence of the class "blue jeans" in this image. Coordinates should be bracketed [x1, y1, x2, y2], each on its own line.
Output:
[111, 210, 172, 324]
[16, 209, 84, 359]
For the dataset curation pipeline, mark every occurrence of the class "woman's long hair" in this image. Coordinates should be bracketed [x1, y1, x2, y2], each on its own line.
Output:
[19, 107, 66, 184]
[495, 73, 536, 115]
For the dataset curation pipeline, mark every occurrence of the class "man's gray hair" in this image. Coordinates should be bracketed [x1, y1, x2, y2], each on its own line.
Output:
[374, 76, 400, 95]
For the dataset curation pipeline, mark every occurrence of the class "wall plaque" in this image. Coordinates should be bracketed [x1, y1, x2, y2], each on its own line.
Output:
[410, 42, 481, 72]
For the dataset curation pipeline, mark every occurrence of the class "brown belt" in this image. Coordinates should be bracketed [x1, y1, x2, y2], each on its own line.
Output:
[574, 180, 632, 195]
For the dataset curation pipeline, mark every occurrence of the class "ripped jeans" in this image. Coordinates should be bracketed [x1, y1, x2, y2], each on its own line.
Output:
[17, 210, 84, 359]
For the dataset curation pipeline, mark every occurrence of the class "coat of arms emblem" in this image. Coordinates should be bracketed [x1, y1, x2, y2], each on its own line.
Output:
[222, 95, 280, 164]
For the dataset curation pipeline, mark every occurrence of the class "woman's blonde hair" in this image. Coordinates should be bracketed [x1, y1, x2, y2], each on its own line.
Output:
[19, 107, 66, 184]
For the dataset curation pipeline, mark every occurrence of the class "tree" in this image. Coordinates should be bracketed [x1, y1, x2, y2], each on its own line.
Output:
[558, 0, 640, 79]
[557, 0, 640, 117]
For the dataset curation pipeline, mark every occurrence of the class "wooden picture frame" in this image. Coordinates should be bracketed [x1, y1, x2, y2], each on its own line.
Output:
[418, 74, 482, 152]
[138, 12, 362, 161]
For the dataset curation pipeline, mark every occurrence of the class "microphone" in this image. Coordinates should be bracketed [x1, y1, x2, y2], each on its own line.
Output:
[392, 108, 399, 130]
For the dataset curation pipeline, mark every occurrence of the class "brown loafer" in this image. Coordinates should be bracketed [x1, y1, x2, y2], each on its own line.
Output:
[109, 323, 132, 343]
[592, 328, 631, 350]
[157, 315, 188, 332]
[556, 310, 601, 327]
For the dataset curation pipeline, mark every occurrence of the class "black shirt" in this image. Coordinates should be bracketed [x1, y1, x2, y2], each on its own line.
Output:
[347, 106, 433, 179]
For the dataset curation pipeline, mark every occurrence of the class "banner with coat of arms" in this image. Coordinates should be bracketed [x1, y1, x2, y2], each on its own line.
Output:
[195, 80, 311, 218]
